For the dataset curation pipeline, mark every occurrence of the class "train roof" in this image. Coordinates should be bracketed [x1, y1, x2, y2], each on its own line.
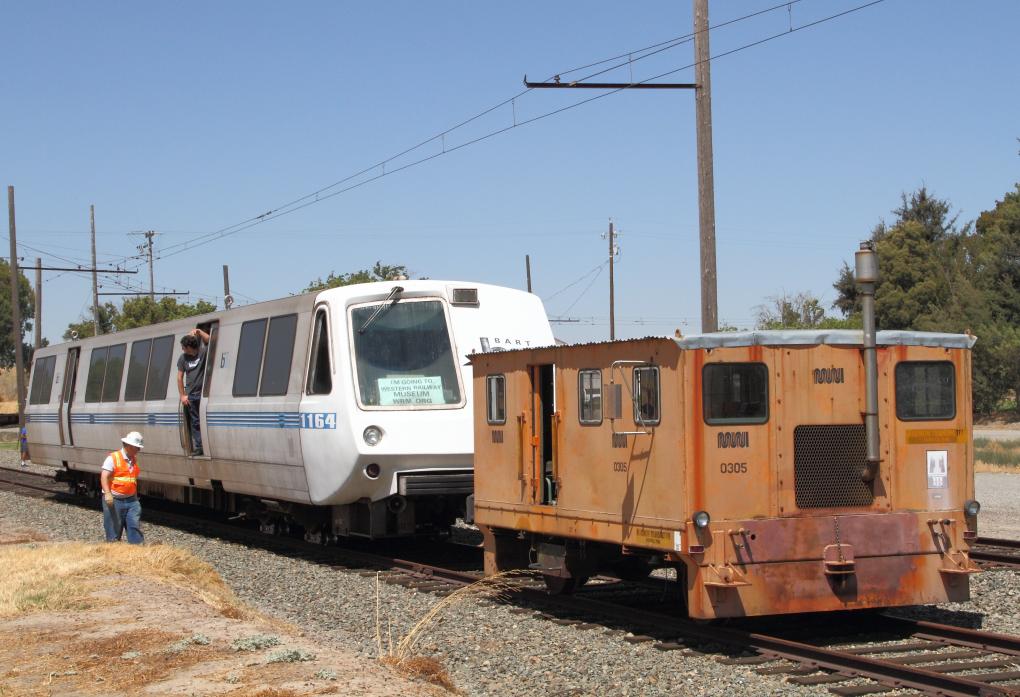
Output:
[674, 329, 977, 350]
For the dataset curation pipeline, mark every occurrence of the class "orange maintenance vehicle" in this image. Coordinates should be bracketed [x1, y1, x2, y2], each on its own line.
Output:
[469, 245, 982, 618]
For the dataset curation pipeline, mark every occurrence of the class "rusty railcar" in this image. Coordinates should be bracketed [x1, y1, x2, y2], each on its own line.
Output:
[469, 329, 981, 618]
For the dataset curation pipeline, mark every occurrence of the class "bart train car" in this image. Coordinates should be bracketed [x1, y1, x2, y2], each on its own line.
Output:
[25, 280, 553, 538]
[470, 329, 982, 618]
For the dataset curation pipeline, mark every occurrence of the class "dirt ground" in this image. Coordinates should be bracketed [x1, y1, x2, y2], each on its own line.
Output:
[0, 525, 445, 697]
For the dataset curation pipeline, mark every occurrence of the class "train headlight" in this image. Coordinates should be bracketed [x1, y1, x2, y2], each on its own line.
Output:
[693, 510, 711, 529]
[963, 499, 981, 517]
[364, 463, 381, 480]
[363, 426, 383, 446]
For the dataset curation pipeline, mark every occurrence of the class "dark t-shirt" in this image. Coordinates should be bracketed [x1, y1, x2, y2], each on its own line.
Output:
[177, 345, 207, 398]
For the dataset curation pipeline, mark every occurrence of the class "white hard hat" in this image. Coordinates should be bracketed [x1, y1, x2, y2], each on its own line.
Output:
[121, 431, 144, 449]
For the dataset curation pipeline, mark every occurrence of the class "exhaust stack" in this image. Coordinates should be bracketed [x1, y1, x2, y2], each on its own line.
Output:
[855, 242, 880, 482]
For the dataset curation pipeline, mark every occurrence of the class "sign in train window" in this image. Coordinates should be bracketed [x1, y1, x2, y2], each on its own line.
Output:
[578, 369, 602, 425]
[486, 374, 506, 424]
[350, 298, 463, 408]
[703, 363, 769, 425]
[895, 361, 955, 421]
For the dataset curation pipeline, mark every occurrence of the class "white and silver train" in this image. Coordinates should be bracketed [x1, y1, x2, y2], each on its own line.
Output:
[24, 281, 554, 538]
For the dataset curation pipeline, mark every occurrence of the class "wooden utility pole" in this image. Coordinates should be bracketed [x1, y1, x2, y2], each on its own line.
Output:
[694, 0, 718, 332]
[34, 258, 41, 349]
[145, 231, 155, 300]
[222, 264, 233, 309]
[608, 220, 616, 340]
[525, 255, 532, 293]
[7, 186, 26, 429]
[90, 205, 99, 335]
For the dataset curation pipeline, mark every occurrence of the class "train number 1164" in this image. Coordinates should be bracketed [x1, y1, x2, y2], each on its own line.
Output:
[301, 412, 337, 429]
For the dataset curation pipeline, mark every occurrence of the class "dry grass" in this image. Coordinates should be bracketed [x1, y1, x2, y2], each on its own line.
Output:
[0, 541, 247, 619]
[228, 689, 301, 697]
[974, 437, 1020, 472]
[374, 570, 532, 694]
[0, 368, 17, 403]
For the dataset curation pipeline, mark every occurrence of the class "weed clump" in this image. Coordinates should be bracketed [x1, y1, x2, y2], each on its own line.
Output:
[266, 648, 315, 663]
[231, 634, 282, 652]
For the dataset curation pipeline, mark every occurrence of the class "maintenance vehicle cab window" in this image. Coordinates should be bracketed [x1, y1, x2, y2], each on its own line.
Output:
[703, 363, 769, 425]
[578, 369, 602, 425]
[895, 361, 955, 421]
[633, 366, 660, 426]
[486, 374, 506, 424]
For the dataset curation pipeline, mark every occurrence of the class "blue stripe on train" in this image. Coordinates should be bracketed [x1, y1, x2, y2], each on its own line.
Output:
[59, 411, 314, 429]
[69, 413, 179, 425]
[207, 411, 301, 429]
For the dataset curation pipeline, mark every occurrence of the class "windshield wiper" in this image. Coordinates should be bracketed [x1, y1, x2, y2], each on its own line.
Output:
[358, 286, 404, 334]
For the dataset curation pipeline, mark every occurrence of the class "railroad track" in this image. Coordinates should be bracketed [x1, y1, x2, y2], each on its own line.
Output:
[972, 537, 1020, 570]
[2, 466, 1018, 696]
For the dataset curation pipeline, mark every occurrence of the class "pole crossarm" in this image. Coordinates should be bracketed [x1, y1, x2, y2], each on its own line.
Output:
[36, 266, 137, 273]
[98, 291, 188, 296]
[524, 76, 696, 89]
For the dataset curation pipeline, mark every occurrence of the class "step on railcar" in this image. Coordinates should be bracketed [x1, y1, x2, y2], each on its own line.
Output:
[470, 329, 982, 618]
[24, 281, 554, 539]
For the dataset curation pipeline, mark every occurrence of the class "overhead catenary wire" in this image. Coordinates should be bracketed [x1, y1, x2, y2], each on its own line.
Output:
[143, 0, 871, 265]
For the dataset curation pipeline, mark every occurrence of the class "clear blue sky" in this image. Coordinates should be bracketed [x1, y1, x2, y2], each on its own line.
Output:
[3, 1, 1018, 344]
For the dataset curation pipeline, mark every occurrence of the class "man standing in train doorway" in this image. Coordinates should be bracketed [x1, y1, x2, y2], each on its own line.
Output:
[177, 328, 210, 456]
[101, 431, 144, 543]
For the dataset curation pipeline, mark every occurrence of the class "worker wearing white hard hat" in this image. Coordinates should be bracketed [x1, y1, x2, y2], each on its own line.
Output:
[100, 431, 145, 543]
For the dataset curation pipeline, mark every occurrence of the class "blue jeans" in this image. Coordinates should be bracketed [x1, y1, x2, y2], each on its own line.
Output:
[102, 495, 144, 544]
[188, 395, 203, 452]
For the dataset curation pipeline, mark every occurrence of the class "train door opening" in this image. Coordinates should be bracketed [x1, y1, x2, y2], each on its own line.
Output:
[58, 347, 80, 446]
[179, 320, 217, 459]
[532, 364, 557, 505]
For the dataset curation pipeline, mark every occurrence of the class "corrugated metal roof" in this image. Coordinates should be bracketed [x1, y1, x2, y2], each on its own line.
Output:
[673, 330, 977, 350]
[469, 330, 977, 360]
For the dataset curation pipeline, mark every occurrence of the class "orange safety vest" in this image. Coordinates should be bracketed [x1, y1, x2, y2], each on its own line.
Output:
[109, 449, 140, 497]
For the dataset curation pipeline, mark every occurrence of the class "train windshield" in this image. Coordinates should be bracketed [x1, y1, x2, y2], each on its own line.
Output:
[350, 298, 463, 408]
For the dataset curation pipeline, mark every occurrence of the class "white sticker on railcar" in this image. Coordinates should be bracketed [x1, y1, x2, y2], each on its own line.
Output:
[377, 376, 444, 406]
[673, 531, 683, 552]
[300, 412, 337, 429]
[926, 450, 948, 489]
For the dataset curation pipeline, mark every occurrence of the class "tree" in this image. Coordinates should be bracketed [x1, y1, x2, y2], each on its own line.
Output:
[0, 259, 35, 368]
[755, 292, 857, 330]
[117, 297, 217, 331]
[63, 302, 118, 340]
[304, 261, 410, 292]
[832, 187, 965, 329]
[63, 297, 217, 340]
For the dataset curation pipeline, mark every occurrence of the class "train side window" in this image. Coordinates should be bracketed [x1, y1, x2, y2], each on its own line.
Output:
[632, 366, 660, 426]
[29, 356, 56, 405]
[234, 318, 267, 397]
[101, 344, 127, 402]
[124, 339, 152, 401]
[486, 374, 506, 424]
[84, 347, 109, 403]
[260, 314, 298, 396]
[703, 363, 769, 425]
[896, 361, 955, 421]
[144, 335, 175, 401]
[578, 369, 602, 425]
[306, 310, 332, 395]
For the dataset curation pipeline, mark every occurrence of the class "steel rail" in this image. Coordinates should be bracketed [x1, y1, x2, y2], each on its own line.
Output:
[554, 596, 1019, 696]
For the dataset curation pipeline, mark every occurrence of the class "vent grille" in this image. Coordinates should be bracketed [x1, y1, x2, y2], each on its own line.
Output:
[612, 433, 628, 448]
[491, 429, 504, 444]
[794, 424, 874, 509]
[451, 288, 479, 305]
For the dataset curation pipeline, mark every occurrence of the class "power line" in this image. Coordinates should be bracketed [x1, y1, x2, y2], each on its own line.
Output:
[143, 0, 872, 264]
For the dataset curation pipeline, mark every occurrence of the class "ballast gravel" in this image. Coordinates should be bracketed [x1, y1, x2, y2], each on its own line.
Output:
[2, 453, 1018, 696]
